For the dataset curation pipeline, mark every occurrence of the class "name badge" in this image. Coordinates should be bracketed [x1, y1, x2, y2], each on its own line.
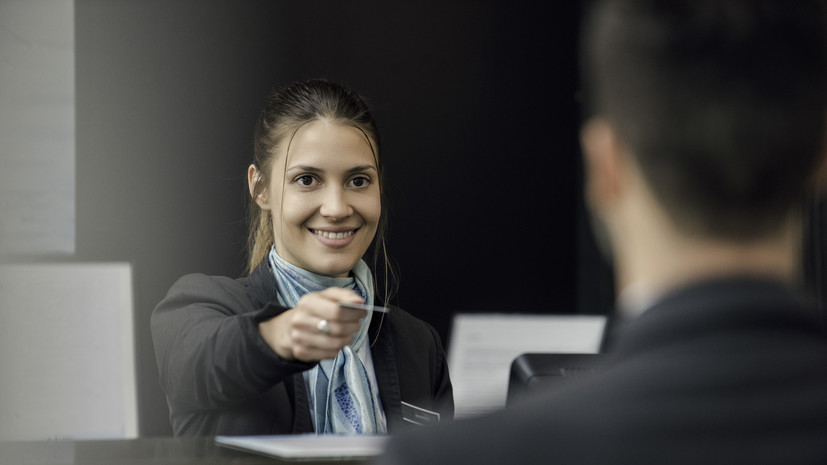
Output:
[401, 401, 440, 426]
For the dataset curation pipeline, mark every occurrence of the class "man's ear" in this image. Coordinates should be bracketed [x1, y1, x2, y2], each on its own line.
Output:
[247, 164, 271, 210]
[580, 117, 626, 213]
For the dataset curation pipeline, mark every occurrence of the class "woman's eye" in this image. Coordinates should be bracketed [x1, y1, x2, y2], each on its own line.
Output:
[349, 176, 371, 188]
[296, 175, 315, 186]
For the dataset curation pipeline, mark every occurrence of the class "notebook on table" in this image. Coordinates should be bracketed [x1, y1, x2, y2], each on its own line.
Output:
[215, 433, 388, 460]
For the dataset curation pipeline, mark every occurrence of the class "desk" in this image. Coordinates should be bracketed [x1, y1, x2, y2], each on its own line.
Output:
[0, 437, 373, 465]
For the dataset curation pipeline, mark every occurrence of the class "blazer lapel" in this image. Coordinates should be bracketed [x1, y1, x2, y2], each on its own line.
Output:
[369, 312, 404, 432]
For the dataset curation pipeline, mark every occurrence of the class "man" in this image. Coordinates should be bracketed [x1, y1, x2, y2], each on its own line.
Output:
[376, 1, 827, 463]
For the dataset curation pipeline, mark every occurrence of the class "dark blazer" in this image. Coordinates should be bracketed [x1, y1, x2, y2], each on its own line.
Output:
[151, 259, 453, 436]
[376, 276, 827, 465]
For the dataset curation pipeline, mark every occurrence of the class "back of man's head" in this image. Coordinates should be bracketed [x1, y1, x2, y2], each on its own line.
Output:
[581, 0, 827, 240]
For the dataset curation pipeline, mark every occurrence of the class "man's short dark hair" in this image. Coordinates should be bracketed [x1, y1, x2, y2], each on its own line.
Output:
[581, 0, 827, 239]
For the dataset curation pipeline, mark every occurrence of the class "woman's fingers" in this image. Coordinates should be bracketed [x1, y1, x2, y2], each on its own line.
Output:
[258, 288, 369, 363]
[295, 290, 367, 326]
[289, 331, 354, 361]
[289, 308, 363, 339]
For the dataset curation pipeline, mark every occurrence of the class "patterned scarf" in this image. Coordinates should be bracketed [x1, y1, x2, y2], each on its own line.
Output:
[267, 246, 387, 434]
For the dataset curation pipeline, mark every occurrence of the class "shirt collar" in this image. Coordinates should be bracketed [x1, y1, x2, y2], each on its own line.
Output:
[616, 280, 662, 320]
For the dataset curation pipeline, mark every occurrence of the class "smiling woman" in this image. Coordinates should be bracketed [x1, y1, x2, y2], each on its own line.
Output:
[250, 120, 382, 278]
[150, 79, 454, 437]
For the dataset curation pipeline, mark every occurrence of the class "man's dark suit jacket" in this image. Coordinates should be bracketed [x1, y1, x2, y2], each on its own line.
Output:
[377, 276, 827, 465]
[151, 259, 453, 436]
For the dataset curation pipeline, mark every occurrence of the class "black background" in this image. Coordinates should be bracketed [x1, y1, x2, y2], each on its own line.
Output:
[75, 0, 612, 436]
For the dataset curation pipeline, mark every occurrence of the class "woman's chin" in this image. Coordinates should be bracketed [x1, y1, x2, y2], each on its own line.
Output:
[309, 260, 359, 278]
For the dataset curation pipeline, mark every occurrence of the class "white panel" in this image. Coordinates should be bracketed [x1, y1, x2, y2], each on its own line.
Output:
[0, 263, 137, 440]
[0, 0, 75, 256]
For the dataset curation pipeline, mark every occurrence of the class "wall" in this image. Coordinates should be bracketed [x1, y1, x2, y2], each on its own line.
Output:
[75, 1, 593, 436]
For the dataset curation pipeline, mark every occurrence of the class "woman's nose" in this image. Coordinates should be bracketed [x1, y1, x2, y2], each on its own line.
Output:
[318, 186, 353, 220]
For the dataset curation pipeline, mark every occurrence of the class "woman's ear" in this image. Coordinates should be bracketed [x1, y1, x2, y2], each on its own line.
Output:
[247, 164, 271, 210]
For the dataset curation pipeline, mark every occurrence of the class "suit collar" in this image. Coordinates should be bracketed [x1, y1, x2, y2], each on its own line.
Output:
[247, 258, 278, 306]
[368, 310, 405, 432]
[606, 275, 816, 357]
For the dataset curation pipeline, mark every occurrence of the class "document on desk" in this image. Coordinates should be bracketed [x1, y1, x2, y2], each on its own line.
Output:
[447, 313, 607, 419]
[216, 434, 388, 459]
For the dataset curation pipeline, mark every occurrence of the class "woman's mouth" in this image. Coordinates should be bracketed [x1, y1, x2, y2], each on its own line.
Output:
[312, 229, 355, 240]
[310, 228, 359, 248]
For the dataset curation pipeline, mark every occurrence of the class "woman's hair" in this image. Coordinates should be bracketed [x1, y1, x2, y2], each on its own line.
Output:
[246, 78, 397, 304]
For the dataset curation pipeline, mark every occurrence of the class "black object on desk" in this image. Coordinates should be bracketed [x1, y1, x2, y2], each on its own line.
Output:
[506, 353, 604, 406]
[0, 437, 373, 465]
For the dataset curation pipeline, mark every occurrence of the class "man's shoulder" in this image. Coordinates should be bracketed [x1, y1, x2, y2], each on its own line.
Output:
[380, 387, 595, 465]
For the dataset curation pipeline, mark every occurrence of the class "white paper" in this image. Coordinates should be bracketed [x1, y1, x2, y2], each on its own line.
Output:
[447, 313, 607, 419]
[0, 0, 75, 256]
[0, 262, 137, 441]
[216, 434, 388, 459]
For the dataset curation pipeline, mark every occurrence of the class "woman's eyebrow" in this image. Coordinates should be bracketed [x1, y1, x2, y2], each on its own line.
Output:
[286, 165, 323, 175]
[286, 165, 377, 175]
[346, 165, 378, 174]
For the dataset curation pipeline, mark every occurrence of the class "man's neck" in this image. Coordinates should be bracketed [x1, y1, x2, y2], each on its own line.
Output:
[615, 226, 798, 307]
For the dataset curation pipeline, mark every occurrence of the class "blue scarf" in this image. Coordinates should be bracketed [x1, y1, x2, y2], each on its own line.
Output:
[267, 247, 387, 434]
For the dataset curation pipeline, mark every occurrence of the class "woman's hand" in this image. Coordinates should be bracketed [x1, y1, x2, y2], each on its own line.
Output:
[258, 287, 368, 362]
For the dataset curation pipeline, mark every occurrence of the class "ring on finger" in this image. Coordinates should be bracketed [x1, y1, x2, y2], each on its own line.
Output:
[316, 319, 330, 335]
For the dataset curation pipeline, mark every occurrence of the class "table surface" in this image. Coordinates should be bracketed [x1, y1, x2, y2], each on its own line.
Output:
[0, 437, 374, 465]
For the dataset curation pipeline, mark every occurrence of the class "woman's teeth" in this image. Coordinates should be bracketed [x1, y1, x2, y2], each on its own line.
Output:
[314, 230, 354, 240]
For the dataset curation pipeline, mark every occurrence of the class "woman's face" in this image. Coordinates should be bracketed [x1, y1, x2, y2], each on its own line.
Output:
[252, 119, 381, 278]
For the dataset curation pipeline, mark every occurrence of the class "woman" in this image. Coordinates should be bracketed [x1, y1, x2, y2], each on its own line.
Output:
[151, 79, 453, 436]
